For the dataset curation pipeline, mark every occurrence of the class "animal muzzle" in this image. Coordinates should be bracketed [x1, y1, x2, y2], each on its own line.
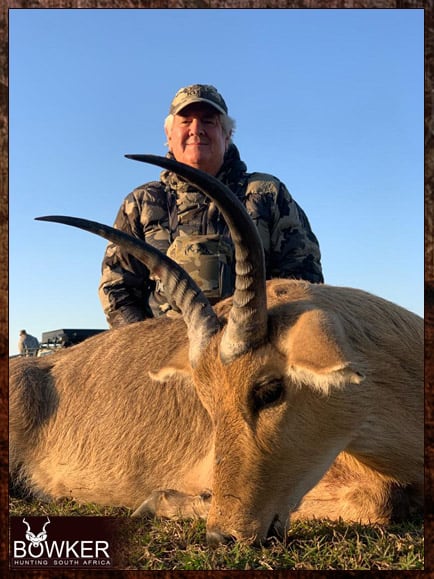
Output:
[206, 514, 285, 547]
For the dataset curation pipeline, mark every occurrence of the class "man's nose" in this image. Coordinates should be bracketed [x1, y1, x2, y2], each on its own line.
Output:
[189, 119, 205, 135]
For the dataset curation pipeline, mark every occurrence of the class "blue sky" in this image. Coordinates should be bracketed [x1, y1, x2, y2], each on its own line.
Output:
[9, 8, 424, 355]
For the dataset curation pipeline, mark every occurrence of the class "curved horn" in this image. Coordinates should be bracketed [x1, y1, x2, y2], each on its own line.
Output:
[125, 154, 268, 363]
[35, 216, 219, 367]
[22, 518, 31, 533]
[42, 517, 51, 532]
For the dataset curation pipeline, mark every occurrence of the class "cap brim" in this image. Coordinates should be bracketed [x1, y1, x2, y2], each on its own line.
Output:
[171, 98, 227, 116]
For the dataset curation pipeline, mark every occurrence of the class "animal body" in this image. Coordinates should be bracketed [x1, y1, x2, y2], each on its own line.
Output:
[9, 156, 423, 545]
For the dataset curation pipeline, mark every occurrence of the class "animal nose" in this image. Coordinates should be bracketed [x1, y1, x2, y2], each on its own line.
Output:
[206, 514, 283, 547]
[206, 529, 236, 547]
[266, 515, 284, 541]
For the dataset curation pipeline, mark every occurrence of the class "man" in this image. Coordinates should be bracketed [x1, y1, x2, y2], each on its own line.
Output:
[99, 84, 323, 328]
[18, 330, 40, 357]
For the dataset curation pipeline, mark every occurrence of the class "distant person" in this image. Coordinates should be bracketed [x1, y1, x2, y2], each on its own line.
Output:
[18, 330, 40, 357]
[99, 84, 323, 328]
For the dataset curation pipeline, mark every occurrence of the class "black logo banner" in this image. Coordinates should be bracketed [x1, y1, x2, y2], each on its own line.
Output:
[9, 516, 129, 569]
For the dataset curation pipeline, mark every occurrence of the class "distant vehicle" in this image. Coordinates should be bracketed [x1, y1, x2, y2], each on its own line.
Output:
[37, 329, 106, 356]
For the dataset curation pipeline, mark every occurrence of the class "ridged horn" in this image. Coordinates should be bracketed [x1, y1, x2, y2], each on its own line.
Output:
[125, 154, 268, 364]
[35, 215, 220, 367]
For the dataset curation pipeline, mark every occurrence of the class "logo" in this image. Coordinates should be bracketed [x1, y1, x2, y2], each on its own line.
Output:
[10, 516, 114, 568]
[22, 517, 51, 551]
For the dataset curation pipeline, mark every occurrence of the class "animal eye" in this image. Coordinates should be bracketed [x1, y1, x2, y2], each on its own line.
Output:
[251, 379, 285, 412]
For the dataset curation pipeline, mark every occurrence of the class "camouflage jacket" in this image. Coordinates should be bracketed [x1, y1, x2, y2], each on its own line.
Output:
[99, 146, 323, 328]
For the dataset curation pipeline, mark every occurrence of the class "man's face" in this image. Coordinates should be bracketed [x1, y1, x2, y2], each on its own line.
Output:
[166, 103, 230, 176]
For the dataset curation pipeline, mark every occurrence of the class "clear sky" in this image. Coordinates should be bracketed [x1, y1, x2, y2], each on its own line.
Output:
[9, 8, 424, 355]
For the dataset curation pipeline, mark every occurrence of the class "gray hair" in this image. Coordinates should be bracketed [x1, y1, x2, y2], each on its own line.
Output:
[164, 113, 236, 145]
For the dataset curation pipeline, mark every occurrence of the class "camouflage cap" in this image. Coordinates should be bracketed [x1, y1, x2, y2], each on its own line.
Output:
[169, 84, 228, 116]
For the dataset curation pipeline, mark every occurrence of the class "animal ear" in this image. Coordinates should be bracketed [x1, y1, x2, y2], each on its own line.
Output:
[149, 345, 193, 383]
[278, 309, 365, 391]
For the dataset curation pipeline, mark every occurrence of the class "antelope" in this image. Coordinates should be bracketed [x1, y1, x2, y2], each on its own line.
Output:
[9, 155, 423, 545]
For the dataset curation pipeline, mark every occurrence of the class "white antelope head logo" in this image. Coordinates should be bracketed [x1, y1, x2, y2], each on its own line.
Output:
[22, 517, 50, 546]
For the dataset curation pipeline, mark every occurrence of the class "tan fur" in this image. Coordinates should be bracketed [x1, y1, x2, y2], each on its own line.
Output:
[10, 279, 423, 544]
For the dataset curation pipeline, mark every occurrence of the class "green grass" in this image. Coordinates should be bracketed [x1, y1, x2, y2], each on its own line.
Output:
[9, 496, 423, 570]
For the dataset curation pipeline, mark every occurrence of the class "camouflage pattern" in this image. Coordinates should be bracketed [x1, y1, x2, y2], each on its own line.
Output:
[99, 145, 323, 328]
[169, 84, 228, 116]
[243, 173, 323, 282]
[167, 234, 234, 301]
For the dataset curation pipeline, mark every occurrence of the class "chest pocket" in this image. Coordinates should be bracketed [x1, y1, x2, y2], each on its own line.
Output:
[166, 234, 234, 302]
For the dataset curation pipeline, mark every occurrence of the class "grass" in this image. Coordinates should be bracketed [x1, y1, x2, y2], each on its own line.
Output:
[9, 496, 424, 570]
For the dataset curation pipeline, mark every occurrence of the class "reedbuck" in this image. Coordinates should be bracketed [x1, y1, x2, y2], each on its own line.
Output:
[10, 155, 423, 545]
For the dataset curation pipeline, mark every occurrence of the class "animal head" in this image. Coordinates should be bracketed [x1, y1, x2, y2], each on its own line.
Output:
[36, 156, 372, 545]
[22, 517, 50, 546]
